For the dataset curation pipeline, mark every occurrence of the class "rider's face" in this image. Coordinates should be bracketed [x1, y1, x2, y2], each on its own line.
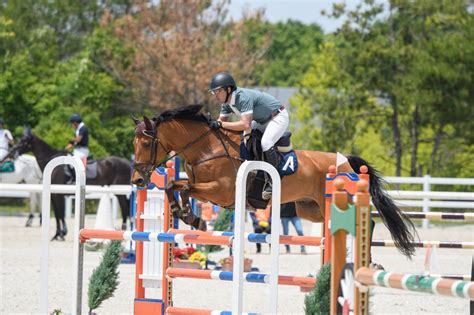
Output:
[211, 87, 227, 103]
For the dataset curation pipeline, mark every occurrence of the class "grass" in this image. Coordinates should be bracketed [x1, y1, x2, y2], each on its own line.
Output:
[0, 199, 30, 214]
[0, 199, 100, 215]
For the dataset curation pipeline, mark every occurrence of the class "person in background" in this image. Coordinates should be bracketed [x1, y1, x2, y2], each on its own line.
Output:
[65, 113, 89, 167]
[0, 118, 15, 162]
[280, 202, 306, 254]
[249, 206, 271, 254]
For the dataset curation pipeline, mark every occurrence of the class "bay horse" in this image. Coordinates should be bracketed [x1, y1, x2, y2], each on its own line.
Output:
[10, 129, 132, 240]
[0, 154, 43, 226]
[132, 105, 417, 258]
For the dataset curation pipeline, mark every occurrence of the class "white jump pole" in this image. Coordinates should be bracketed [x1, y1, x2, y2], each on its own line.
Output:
[233, 161, 281, 314]
[40, 156, 86, 315]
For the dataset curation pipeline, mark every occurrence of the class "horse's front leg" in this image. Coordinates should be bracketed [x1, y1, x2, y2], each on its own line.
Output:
[166, 180, 225, 231]
[165, 181, 186, 219]
[180, 187, 207, 231]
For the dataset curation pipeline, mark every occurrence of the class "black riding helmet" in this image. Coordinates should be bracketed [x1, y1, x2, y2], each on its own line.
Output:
[209, 72, 236, 92]
[69, 113, 82, 123]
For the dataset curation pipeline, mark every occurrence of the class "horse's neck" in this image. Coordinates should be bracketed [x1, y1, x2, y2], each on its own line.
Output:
[32, 137, 62, 171]
[162, 120, 239, 162]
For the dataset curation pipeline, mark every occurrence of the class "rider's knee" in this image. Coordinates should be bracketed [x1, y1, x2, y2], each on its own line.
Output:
[261, 138, 274, 152]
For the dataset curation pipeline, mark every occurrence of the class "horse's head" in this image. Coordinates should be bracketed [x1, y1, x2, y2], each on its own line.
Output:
[131, 115, 168, 187]
[9, 128, 34, 158]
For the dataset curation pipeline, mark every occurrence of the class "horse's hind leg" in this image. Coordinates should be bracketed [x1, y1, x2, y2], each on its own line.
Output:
[25, 213, 34, 227]
[51, 195, 66, 241]
[179, 187, 206, 231]
[25, 192, 40, 227]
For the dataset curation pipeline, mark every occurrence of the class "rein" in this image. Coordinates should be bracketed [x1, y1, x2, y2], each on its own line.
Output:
[134, 124, 242, 177]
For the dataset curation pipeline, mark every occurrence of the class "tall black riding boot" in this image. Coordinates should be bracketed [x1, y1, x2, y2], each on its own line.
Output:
[262, 147, 280, 200]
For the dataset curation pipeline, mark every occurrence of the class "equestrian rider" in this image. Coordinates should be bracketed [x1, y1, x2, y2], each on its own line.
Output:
[65, 113, 89, 167]
[208, 72, 289, 199]
[0, 118, 15, 162]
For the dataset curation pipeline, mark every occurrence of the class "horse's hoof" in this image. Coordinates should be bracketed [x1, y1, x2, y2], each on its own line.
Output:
[261, 184, 272, 200]
[261, 190, 272, 200]
[51, 234, 62, 241]
[121, 222, 127, 230]
[25, 214, 34, 227]
[197, 219, 207, 232]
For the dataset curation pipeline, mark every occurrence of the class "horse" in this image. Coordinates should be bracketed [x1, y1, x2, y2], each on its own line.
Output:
[131, 105, 417, 259]
[10, 129, 132, 240]
[0, 154, 43, 226]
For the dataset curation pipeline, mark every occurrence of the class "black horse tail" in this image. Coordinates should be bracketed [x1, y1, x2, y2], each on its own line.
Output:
[348, 155, 417, 259]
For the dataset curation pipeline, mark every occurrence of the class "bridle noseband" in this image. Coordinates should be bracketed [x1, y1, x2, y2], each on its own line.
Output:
[133, 129, 168, 179]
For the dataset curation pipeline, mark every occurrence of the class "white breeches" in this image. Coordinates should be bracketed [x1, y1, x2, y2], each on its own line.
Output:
[73, 147, 89, 167]
[252, 109, 289, 151]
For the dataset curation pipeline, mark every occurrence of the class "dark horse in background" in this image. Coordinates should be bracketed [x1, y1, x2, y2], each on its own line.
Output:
[10, 129, 132, 240]
[132, 105, 417, 259]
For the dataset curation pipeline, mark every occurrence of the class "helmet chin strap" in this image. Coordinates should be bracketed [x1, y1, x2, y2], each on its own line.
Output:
[224, 87, 234, 103]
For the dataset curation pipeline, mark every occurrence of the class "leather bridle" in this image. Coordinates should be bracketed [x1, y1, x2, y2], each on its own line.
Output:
[133, 129, 167, 179]
[133, 124, 241, 181]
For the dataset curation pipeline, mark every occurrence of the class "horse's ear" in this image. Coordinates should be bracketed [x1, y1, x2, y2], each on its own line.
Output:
[143, 116, 153, 131]
[131, 115, 140, 125]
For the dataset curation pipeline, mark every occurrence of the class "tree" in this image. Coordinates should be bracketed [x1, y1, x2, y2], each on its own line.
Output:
[294, 0, 473, 176]
[247, 20, 324, 87]
[0, 0, 133, 58]
[291, 40, 379, 153]
[0, 1, 135, 157]
[96, 0, 268, 113]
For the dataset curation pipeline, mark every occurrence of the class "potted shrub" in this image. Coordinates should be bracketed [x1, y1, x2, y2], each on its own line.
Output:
[220, 256, 252, 272]
[172, 246, 206, 269]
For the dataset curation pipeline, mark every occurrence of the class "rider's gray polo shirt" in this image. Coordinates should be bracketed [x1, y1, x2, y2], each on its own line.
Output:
[219, 88, 282, 124]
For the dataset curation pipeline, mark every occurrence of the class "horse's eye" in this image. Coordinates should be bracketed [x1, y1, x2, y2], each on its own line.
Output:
[143, 141, 151, 148]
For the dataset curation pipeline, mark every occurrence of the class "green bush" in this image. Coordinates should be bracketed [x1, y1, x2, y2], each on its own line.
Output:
[88, 240, 122, 314]
[305, 263, 331, 315]
[204, 208, 232, 253]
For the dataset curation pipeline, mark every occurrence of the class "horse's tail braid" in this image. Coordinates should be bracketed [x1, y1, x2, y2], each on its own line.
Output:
[348, 155, 417, 259]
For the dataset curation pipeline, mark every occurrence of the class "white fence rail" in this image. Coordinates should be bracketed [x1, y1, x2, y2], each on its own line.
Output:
[1, 175, 473, 228]
[385, 175, 474, 228]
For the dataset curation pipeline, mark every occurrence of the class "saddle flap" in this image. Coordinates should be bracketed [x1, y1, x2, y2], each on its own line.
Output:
[0, 160, 15, 173]
[86, 160, 98, 178]
[275, 131, 293, 153]
[245, 130, 293, 159]
[275, 131, 292, 148]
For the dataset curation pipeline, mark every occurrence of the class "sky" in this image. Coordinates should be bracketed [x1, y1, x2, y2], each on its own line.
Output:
[227, 0, 365, 33]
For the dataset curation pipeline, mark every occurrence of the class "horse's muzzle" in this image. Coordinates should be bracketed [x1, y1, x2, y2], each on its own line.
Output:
[131, 170, 149, 187]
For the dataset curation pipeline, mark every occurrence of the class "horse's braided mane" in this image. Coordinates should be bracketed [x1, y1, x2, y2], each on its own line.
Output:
[135, 104, 210, 135]
[153, 104, 209, 124]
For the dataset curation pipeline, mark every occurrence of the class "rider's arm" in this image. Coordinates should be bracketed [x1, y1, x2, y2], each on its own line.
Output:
[5, 130, 14, 145]
[65, 134, 83, 150]
[221, 113, 252, 131]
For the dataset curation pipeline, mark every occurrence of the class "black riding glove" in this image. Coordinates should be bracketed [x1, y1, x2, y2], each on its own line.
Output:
[209, 120, 222, 130]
